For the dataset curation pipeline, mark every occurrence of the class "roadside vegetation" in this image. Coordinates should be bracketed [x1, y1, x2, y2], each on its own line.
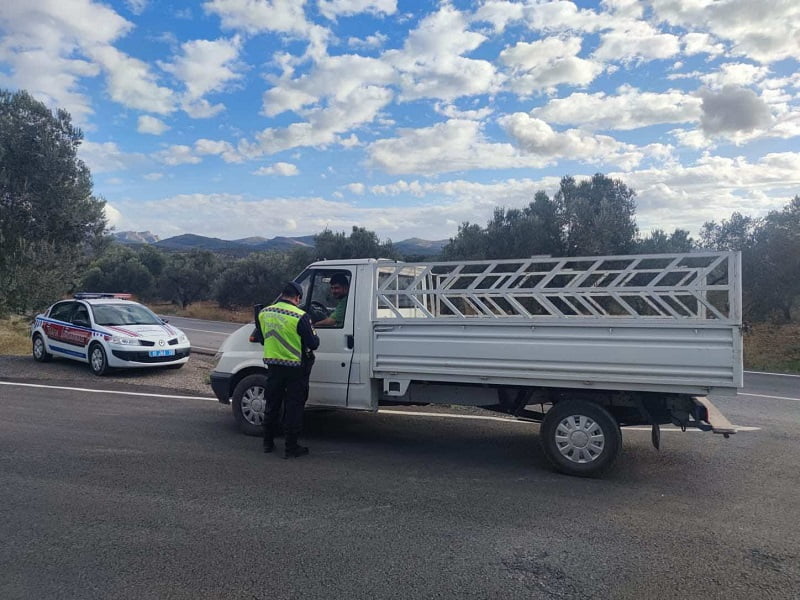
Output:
[2, 88, 799, 373]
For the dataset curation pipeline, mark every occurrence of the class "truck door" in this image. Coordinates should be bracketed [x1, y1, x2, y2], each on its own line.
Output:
[300, 268, 356, 408]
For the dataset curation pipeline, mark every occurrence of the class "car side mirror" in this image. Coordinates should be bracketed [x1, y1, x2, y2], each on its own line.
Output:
[161, 318, 169, 324]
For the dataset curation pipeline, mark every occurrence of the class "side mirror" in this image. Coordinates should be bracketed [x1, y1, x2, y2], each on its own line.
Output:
[161, 318, 169, 324]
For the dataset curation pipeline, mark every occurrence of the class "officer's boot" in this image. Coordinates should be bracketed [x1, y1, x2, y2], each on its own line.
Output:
[263, 423, 275, 454]
[283, 433, 309, 459]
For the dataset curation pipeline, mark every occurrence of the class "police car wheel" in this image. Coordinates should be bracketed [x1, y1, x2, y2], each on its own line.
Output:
[89, 343, 109, 376]
[232, 374, 268, 436]
[32, 334, 52, 362]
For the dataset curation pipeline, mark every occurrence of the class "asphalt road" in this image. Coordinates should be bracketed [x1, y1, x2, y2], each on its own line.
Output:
[164, 315, 240, 354]
[1, 372, 798, 599]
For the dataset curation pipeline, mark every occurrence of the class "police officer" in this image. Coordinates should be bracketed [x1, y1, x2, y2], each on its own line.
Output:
[259, 281, 319, 458]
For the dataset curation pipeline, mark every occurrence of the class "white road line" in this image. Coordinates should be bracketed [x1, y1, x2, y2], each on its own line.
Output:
[0, 381, 218, 402]
[739, 392, 800, 403]
[180, 327, 231, 335]
[745, 370, 800, 378]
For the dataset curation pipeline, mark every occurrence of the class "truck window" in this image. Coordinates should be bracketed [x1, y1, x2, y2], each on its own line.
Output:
[305, 270, 350, 328]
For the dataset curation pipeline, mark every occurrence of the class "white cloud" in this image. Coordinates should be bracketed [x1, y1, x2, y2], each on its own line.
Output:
[593, 20, 681, 62]
[160, 36, 243, 103]
[125, 0, 148, 15]
[203, 0, 313, 35]
[253, 85, 393, 154]
[523, 1, 610, 33]
[472, 1, 525, 32]
[104, 202, 123, 229]
[194, 138, 243, 163]
[532, 86, 702, 130]
[137, 115, 170, 135]
[0, 0, 132, 122]
[367, 119, 526, 175]
[384, 4, 499, 101]
[154, 144, 202, 166]
[253, 162, 299, 176]
[650, 0, 800, 63]
[144, 172, 164, 181]
[500, 36, 603, 94]
[347, 32, 388, 49]
[263, 53, 395, 116]
[345, 182, 365, 194]
[434, 102, 493, 120]
[699, 62, 770, 88]
[500, 113, 665, 170]
[182, 98, 226, 118]
[681, 32, 725, 57]
[89, 45, 176, 114]
[318, 0, 396, 20]
[79, 141, 146, 173]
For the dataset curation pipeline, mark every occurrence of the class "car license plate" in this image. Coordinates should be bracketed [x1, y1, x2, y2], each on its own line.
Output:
[149, 349, 175, 357]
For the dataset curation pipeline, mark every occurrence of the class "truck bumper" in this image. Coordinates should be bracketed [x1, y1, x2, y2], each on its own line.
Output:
[691, 396, 738, 435]
[210, 371, 232, 404]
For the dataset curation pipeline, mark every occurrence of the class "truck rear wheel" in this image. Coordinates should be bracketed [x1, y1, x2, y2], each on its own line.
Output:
[231, 374, 268, 436]
[540, 399, 622, 477]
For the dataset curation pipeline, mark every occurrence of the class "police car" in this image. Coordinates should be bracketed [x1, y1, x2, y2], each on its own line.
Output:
[31, 293, 191, 375]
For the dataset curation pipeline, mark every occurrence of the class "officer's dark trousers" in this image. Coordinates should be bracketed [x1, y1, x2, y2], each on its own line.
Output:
[263, 364, 309, 445]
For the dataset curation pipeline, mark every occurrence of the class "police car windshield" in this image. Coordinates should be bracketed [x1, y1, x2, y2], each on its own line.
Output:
[92, 304, 163, 326]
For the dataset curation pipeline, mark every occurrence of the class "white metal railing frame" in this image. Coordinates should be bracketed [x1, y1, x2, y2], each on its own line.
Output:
[373, 251, 741, 324]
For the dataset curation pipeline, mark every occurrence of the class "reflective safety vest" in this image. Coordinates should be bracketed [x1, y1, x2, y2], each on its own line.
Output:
[259, 301, 305, 367]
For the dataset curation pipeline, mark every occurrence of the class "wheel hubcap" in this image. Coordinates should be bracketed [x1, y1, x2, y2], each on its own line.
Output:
[555, 415, 605, 463]
[34, 339, 43, 358]
[241, 386, 265, 426]
[92, 349, 104, 371]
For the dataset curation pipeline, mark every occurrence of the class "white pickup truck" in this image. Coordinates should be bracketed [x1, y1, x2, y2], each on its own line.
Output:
[210, 251, 742, 476]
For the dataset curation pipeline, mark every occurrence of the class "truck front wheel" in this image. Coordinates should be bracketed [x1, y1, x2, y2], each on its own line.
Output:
[540, 399, 622, 477]
[232, 374, 268, 436]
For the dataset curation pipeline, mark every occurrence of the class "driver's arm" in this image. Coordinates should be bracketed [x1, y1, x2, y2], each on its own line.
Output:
[314, 316, 336, 327]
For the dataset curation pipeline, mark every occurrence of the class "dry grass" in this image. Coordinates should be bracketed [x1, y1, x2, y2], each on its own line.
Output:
[0, 315, 32, 356]
[744, 322, 800, 374]
[150, 300, 252, 323]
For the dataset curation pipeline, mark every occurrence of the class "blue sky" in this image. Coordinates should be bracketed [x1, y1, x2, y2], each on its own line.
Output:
[1, 0, 799, 242]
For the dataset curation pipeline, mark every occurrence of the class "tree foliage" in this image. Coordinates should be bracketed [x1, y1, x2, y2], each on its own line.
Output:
[314, 226, 399, 260]
[701, 198, 800, 323]
[158, 250, 221, 308]
[214, 247, 315, 309]
[556, 174, 638, 256]
[635, 229, 694, 254]
[442, 174, 638, 260]
[0, 89, 107, 314]
[80, 246, 157, 299]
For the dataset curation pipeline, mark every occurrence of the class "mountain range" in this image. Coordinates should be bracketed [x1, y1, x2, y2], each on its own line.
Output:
[112, 231, 448, 257]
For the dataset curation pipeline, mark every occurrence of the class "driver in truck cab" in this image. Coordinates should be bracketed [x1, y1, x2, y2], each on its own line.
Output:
[313, 272, 349, 328]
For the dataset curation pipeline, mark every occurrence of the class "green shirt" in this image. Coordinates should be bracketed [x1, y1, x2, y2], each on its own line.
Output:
[330, 295, 348, 327]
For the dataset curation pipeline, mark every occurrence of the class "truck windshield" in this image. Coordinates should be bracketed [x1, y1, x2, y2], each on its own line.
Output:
[92, 304, 163, 326]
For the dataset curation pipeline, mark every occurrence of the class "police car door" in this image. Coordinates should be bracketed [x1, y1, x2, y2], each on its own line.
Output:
[302, 268, 356, 408]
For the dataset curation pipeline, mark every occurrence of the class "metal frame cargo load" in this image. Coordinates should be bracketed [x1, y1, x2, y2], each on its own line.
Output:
[210, 251, 743, 477]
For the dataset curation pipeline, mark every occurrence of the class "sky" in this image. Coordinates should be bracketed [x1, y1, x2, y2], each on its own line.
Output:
[1, 0, 799, 243]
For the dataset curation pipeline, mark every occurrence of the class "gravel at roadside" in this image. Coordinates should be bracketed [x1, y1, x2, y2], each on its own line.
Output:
[0, 352, 216, 397]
